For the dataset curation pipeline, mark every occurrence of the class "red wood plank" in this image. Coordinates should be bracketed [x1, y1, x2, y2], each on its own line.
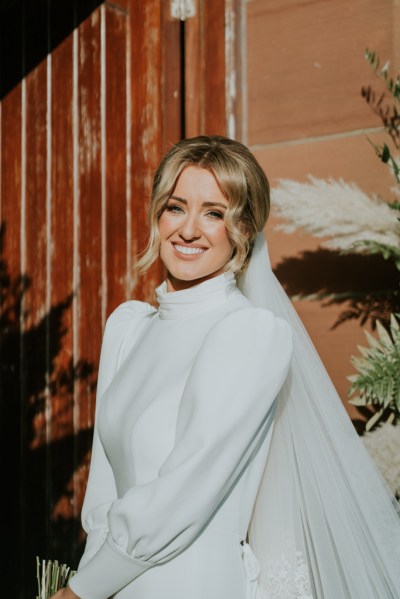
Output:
[23, 56, 49, 580]
[105, 5, 128, 314]
[24, 69, 48, 447]
[106, 0, 128, 12]
[185, 8, 202, 137]
[202, 0, 226, 135]
[76, 8, 103, 468]
[48, 17, 80, 564]
[130, 0, 164, 302]
[185, 0, 227, 137]
[161, 3, 182, 150]
[225, 0, 244, 141]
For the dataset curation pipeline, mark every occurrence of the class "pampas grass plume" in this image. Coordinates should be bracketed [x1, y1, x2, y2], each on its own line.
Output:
[272, 177, 400, 250]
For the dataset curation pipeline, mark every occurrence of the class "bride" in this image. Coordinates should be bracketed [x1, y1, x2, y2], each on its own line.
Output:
[52, 136, 400, 599]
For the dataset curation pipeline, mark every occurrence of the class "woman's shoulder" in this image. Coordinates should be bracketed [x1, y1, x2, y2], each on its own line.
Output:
[203, 303, 293, 364]
[101, 301, 157, 371]
[222, 304, 292, 339]
[106, 300, 157, 328]
[228, 289, 292, 335]
[189, 305, 293, 396]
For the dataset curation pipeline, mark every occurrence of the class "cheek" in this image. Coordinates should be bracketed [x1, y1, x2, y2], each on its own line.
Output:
[210, 223, 232, 252]
[158, 212, 174, 238]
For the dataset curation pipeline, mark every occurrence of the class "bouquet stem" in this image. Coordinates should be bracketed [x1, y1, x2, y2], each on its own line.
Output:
[36, 557, 75, 599]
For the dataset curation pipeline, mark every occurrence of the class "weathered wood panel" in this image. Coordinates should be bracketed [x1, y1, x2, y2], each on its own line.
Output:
[161, 3, 182, 151]
[48, 0, 77, 565]
[202, 0, 226, 134]
[185, 0, 228, 137]
[75, 11, 104, 543]
[184, 7, 202, 137]
[129, 0, 164, 301]
[23, 53, 49, 584]
[105, 4, 129, 313]
[0, 2, 237, 596]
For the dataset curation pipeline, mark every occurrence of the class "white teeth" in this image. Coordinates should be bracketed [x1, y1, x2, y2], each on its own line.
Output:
[174, 244, 206, 255]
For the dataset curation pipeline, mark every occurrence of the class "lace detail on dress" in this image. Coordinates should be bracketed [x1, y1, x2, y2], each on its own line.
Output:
[258, 533, 313, 599]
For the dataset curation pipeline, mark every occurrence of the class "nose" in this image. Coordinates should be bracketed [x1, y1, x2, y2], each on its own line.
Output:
[178, 211, 201, 241]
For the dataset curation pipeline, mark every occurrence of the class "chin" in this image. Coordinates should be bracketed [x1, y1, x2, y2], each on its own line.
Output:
[171, 268, 212, 282]
[171, 264, 226, 283]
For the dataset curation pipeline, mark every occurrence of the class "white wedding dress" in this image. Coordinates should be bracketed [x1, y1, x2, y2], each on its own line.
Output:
[69, 271, 293, 599]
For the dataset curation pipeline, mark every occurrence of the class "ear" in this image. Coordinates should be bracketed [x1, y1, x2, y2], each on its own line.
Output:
[239, 222, 250, 240]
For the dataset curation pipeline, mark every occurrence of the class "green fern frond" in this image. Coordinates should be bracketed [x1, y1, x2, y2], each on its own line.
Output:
[348, 313, 400, 429]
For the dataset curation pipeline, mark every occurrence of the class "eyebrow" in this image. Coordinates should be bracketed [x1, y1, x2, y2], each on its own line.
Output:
[170, 195, 227, 209]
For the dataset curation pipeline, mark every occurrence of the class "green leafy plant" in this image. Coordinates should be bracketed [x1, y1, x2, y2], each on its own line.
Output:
[354, 48, 400, 270]
[364, 48, 400, 182]
[347, 313, 400, 431]
[36, 557, 75, 599]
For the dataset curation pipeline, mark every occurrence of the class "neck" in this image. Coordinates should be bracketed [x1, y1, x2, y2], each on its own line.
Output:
[156, 271, 240, 320]
[166, 267, 229, 292]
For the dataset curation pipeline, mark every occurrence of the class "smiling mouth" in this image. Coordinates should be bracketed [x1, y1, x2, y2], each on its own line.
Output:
[173, 244, 207, 255]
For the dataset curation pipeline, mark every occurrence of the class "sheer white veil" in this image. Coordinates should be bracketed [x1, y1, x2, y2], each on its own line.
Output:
[237, 232, 400, 599]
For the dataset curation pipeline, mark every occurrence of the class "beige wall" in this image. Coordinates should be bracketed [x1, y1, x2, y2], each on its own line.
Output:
[245, 0, 399, 418]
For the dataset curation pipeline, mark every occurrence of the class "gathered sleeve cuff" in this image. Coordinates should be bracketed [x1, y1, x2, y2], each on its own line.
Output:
[70, 538, 149, 599]
[70, 307, 293, 599]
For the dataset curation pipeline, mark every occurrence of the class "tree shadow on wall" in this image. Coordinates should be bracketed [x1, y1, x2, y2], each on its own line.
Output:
[0, 222, 96, 597]
[273, 248, 399, 329]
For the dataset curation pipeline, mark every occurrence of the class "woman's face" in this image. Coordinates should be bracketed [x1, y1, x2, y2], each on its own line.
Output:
[158, 165, 234, 292]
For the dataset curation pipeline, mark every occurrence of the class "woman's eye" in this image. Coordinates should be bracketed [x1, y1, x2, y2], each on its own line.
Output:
[207, 210, 224, 219]
[166, 204, 184, 213]
[165, 204, 224, 219]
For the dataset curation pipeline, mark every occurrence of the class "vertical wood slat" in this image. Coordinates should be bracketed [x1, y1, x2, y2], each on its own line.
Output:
[202, 0, 226, 134]
[184, 5, 202, 137]
[105, 4, 128, 314]
[49, 0, 76, 565]
[225, 0, 244, 142]
[22, 0, 49, 585]
[185, 0, 227, 137]
[23, 61, 49, 580]
[75, 8, 103, 521]
[130, 0, 164, 301]
[161, 4, 182, 150]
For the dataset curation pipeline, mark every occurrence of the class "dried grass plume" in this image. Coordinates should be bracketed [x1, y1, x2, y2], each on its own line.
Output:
[272, 176, 400, 250]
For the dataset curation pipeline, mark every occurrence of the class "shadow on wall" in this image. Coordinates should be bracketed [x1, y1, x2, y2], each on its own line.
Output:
[274, 249, 400, 329]
[0, 223, 96, 597]
[0, 0, 104, 99]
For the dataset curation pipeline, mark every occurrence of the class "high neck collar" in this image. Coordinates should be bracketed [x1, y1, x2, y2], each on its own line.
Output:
[155, 272, 239, 320]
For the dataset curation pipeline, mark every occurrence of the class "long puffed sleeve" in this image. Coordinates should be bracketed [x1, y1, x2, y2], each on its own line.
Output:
[69, 308, 293, 599]
[77, 301, 156, 569]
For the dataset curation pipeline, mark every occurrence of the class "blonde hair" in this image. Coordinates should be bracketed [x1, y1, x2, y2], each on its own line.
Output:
[136, 135, 270, 276]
